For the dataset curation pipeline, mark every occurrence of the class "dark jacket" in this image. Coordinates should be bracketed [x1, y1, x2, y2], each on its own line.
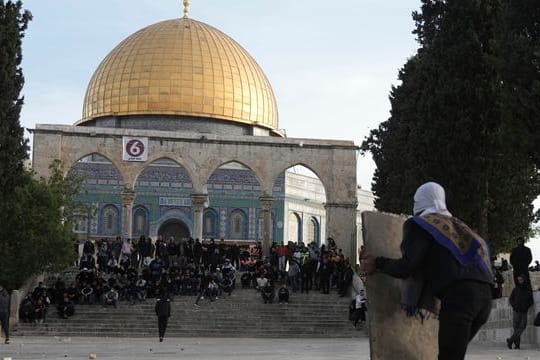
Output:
[510, 245, 532, 274]
[509, 284, 534, 313]
[0, 288, 10, 315]
[375, 218, 494, 297]
[155, 298, 171, 317]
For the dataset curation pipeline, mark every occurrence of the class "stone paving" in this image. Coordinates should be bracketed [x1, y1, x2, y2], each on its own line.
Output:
[0, 337, 538, 360]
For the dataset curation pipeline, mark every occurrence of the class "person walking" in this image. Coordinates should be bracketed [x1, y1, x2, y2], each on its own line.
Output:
[0, 285, 10, 344]
[360, 182, 494, 360]
[155, 292, 171, 342]
[506, 274, 534, 350]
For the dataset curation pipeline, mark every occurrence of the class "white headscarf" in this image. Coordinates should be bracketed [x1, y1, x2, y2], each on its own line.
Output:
[413, 182, 452, 217]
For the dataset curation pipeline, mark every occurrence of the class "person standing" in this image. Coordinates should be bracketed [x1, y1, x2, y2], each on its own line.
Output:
[506, 274, 534, 350]
[0, 285, 10, 344]
[155, 292, 171, 342]
[318, 256, 333, 294]
[352, 289, 367, 328]
[360, 182, 494, 360]
[509, 237, 532, 285]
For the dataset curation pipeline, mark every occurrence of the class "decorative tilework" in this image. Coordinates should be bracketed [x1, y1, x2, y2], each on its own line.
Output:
[137, 165, 191, 184]
[69, 162, 123, 181]
[220, 209, 227, 238]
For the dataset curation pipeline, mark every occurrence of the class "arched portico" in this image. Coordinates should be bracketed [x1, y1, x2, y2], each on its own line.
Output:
[158, 219, 190, 243]
[32, 124, 358, 259]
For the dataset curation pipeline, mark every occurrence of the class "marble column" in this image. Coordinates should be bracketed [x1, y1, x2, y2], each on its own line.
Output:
[191, 193, 208, 241]
[259, 195, 274, 258]
[121, 188, 136, 239]
[324, 201, 357, 261]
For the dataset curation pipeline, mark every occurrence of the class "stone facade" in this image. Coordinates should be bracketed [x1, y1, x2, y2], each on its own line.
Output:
[32, 124, 360, 259]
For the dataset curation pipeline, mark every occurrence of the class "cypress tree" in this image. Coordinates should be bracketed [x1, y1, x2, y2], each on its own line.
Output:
[0, 0, 31, 206]
[361, 0, 540, 253]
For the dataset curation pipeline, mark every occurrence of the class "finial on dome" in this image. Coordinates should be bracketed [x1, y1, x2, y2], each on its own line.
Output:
[183, 0, 190, 18]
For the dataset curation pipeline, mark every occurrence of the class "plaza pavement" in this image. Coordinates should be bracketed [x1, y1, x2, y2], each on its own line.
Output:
[0, 337, 538, 360]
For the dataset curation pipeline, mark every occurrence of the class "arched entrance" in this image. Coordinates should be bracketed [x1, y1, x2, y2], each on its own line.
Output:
[158, 220, 190, 242]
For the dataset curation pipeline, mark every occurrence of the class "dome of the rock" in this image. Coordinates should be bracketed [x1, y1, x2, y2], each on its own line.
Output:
[79, 17, 280, 136]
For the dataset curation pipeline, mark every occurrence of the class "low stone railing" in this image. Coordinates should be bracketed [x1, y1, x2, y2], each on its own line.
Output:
[500, 270, 540, 298]
[8, 274, 44, 329]
[473, 290, 540, 347]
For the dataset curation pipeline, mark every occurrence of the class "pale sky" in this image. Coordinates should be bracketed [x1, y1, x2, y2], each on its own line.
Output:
[18, 0, 540, 261]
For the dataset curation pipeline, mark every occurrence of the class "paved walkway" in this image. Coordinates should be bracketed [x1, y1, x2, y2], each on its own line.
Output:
[0, 337, 538, 359]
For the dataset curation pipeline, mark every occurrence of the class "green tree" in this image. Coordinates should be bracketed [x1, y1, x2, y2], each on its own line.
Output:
[496, 0, 540, 165]
[0, 2, 81, 290]
[0, 161, 81, 290]
[0, 0, 31, 205]
[361, 0, 540, 253]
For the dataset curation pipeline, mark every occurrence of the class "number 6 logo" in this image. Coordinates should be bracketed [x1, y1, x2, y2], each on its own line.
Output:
[126, 139, 144, 157]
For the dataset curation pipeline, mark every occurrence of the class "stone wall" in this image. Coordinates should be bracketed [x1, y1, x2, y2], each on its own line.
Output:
[473, 271, 540, 347]
[473, 290, 540, 347]
[500, 270, 540, 298]
[9, 274, 44, 329]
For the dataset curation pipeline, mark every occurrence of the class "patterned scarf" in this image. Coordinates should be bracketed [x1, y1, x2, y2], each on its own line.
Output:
[413, 214, 492, 277]
[401, 214, 493, 319]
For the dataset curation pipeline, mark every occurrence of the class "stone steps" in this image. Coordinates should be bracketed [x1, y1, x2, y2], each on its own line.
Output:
[15, 289, 366, 338]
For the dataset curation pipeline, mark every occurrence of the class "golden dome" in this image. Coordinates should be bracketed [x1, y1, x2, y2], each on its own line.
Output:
[79, 17, 279, 134]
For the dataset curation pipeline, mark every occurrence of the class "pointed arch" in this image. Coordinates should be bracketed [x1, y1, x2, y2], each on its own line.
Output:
[288, 212, 302, 244]
[203, 208, 219, 238]
[101, 204, 121, 236]
[134, 157, 194, 191]
[204, 160, 264, 189]
[229, 209, 248, 240]
[133, 156, 196, 187]
[306, 216, 320, 245]
[273, 164, 327, 204]
[132, 206, 149, 237]
[66, 153, 124, 186]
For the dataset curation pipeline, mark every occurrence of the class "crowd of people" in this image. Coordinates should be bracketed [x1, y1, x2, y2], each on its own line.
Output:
[17, 225, 540, 350]
[18, 235, 366, 329]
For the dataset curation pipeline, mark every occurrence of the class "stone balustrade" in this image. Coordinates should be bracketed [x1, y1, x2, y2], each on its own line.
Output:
[473, 271, 540, 347]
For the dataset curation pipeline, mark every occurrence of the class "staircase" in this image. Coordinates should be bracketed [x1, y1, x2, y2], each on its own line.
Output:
[14, 274, 366, 338]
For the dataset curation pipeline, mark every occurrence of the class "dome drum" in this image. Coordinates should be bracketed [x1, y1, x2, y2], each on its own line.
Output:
[80, 114, 276, 136]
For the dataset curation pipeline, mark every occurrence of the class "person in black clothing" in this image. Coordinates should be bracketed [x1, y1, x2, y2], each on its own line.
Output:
[318, 257, 332, 294]
[57, 294, 75, 319]
[509, 237, 532, 285]
[300, 263, 311, 294]
[506, 274, 534, 350]
[230, 242, 241, 270]
[0, 285, 10, 344]
[339, 260, 354, 297]
[155, 292, 171, 342]
[193, 238, 203, 265]
[82, 239, 95, 256]
[194, 271, 213, 306]
[278, 284, 289, 304]
[167, 238, 178, 268]
[492, 266, 504, 299]
[360, 182, 494, 360]
[19, 295, 34, 323]
[262, 280, 275, 304]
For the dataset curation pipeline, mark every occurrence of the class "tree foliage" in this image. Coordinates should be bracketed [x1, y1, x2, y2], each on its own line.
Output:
[0, 0, 31, 206]
[0, 2, 81, 290]
[361, 0, 540, 253]
[0, 162, 81, 290]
